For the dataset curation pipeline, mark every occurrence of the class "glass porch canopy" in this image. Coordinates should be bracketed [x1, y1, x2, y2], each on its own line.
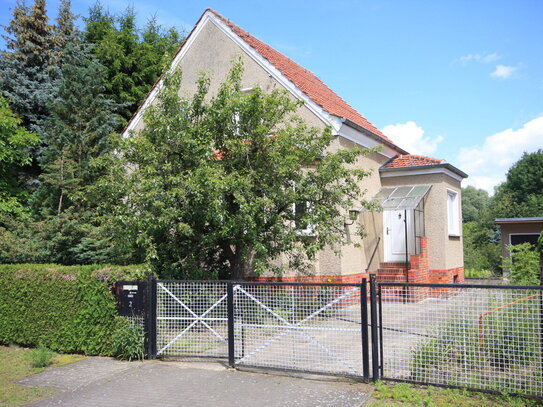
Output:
[371, 185, 431, 210]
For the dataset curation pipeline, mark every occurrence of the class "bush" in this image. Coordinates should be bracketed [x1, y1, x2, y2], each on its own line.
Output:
[503, 243, 540, 285]
[0, 264, 146, 355]
[30, 344, 55, 368]
[111, 316, 145, 361]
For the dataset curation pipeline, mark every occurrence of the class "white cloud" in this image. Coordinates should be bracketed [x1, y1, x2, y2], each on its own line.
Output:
[457, 116, 543, 194]
[458, 53, 501, 65]
[381, 121, 443, 156]
[490, 64, 518, 79]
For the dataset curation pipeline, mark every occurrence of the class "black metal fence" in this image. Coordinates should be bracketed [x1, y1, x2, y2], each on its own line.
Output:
[115, 276, 543, 398]
[377, 282, 543, 397]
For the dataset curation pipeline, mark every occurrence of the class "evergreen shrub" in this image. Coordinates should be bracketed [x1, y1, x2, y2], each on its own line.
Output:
[0, 264, 145, 355]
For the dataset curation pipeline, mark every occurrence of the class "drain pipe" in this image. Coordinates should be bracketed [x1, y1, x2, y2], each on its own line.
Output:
[404, 209, 409, 302]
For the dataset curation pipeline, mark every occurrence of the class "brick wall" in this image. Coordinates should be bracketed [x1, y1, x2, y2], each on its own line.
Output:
[249, 271, 370, 284]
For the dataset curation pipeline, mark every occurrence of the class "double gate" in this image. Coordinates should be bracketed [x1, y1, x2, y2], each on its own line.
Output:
[122, 277, 543, 397]
[149, 280, 372, 380]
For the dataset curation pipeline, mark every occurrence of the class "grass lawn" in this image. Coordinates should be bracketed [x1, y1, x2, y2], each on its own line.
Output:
[0, 345, 85, 407]
[368, 382, 540, 407]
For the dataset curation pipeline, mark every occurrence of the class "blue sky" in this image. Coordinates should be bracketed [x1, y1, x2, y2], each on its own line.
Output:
[2, 0, 542, 193]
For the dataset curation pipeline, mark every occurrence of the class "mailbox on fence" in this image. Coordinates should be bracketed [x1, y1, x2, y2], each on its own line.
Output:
[115, 281, 148, 317]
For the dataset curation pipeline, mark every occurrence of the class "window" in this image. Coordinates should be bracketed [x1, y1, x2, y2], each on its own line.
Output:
[447, 189, 460, 236]
[294, 200, 315, 235]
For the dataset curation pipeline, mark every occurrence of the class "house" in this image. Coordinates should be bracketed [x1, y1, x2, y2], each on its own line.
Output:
[122, 9, 467, 284]
[496, 217, 543, 275]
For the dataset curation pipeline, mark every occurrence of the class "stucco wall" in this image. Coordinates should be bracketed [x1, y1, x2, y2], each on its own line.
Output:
[381, 172, 463, 270]
[499, 222, 543, 260]
[131, 19, 326, 135]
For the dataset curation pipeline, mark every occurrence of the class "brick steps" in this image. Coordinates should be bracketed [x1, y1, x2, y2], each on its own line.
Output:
[375, 262, 408, 283]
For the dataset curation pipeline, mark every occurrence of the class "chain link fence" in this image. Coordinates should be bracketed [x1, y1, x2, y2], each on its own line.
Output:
[378, 283, 543, 397]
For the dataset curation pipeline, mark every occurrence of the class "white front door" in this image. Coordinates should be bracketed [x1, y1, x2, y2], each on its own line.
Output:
[384, 210, 415, 262]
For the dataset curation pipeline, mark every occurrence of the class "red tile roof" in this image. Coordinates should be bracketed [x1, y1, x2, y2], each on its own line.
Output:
[208, 9, 399, 149]
[383, 154, 445, 169]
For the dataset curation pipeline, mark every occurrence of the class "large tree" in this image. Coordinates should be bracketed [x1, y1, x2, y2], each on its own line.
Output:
[101, 63, 373, 279]
[0, 0, 57, 134]
[461, 185, 490, 223]
[493, 149, 543, 218]
[83, 4, 182, 121]
[36, 40, 120, 216]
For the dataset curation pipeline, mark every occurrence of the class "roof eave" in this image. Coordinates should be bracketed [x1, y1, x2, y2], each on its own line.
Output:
[342, 118, 408, 155]
[380, 162, 468, 179]
[495, 217, 543, 224]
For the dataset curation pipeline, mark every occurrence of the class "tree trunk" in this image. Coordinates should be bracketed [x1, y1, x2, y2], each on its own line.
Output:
[230, 247, 256, 280]
[57, 150, 65, 216]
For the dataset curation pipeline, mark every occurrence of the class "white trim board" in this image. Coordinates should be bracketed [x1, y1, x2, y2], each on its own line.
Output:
[124, 12, 341, 137]
[380, 167, 464, 182]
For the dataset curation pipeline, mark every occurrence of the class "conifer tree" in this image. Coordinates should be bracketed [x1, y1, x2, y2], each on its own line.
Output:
[83, 3, 182, 122]
[54, 0, 78, 50]
[0, 0, 57, 134]
[37, 41, 120, 216]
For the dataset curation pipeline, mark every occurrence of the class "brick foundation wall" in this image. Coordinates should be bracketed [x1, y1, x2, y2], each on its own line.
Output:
[408, 237, 430, 284]
[429, 266, 465, 284]
[248, 272, 370, 284]
[248, 235, 465, 292]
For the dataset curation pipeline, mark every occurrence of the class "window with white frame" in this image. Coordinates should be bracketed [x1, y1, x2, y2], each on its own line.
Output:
[447, 189, 460, 236]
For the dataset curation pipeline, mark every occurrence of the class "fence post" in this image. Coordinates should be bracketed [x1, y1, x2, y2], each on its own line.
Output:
[361, 278, 370, 381]
[146, 274, 157, 359]
[227, 282, 235, 368]
[369, 274, 380, 381]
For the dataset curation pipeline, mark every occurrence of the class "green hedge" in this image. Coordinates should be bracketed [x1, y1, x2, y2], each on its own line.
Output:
[0, 264, 146, 355]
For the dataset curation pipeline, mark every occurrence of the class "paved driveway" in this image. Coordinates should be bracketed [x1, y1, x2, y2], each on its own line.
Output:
[18, 357, 371, 407]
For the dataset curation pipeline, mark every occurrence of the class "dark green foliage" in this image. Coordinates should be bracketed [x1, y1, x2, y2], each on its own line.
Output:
[0, 264, 146, 354]
[111, 316, 144, 361]
[463, 221, 501, 274]
[83, 4, 182, 121]
[0, 210, 139, 266]
[36, 39, 120, 216]
[461, 186, 501, 274]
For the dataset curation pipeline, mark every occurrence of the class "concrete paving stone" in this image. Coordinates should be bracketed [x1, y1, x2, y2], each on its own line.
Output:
[22, 359, 371, 407]
[17, 357, 138, 391]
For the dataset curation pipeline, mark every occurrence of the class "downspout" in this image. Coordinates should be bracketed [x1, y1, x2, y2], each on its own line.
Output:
[404, 209, 409, 302]
[404, 209, 408, 277]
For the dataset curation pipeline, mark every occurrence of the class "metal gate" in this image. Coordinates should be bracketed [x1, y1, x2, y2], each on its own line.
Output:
[146, 279, 371, 379]
[231, 282, 370, 378]
[154, 281, 229, 358]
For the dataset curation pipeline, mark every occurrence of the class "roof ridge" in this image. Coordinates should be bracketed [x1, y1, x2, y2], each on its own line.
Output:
[207, 9, 399, 149]
[383, 153, 446, 169]
[400, 153, 444, 162]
